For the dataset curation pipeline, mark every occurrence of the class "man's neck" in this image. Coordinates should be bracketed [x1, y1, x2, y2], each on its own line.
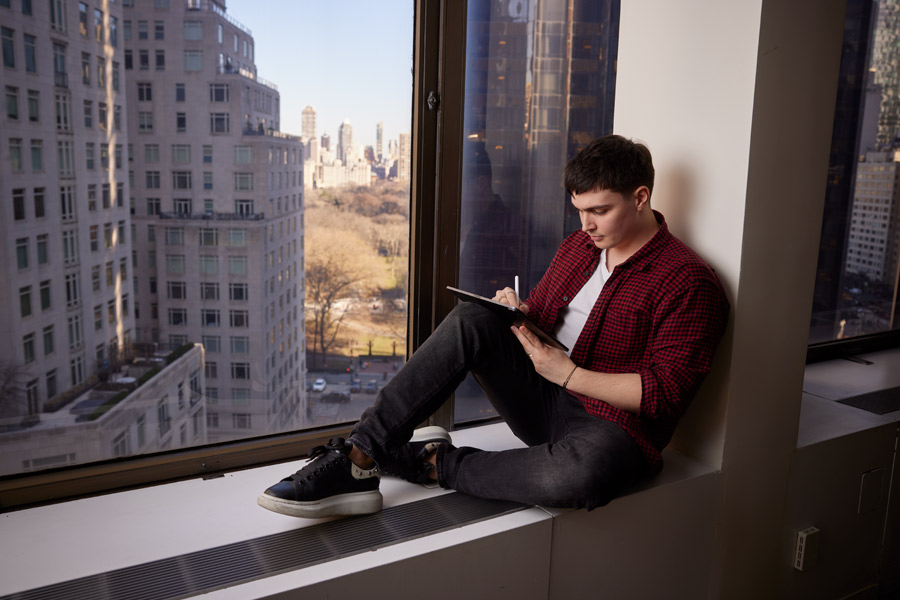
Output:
[607, 213, 660, 269]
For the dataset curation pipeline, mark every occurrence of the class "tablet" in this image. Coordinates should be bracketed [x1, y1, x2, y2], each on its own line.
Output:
[446, 286, 569, 352]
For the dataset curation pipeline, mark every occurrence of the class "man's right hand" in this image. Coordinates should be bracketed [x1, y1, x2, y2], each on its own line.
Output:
[493, 287, 529, 314]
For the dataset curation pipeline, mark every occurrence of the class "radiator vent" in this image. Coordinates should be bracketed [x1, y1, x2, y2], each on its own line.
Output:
[837, 386, 900, 415]
[2, 493, 526, 600]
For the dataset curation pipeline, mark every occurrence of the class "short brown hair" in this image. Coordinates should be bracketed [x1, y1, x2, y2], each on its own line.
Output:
[564, 135, 655, 197]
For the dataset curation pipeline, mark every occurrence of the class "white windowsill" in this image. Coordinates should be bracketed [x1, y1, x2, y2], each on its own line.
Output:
[0, 422, 718, 598]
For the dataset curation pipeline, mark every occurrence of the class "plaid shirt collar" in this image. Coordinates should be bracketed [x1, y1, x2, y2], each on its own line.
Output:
[575, 210, 671, 275]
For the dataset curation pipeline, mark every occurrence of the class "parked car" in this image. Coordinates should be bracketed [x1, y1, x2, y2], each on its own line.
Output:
[349, 380, 362, 393]
[321, 391, 350, 403]
[312, 378, 327, 392]
[365, 380, 379, 394]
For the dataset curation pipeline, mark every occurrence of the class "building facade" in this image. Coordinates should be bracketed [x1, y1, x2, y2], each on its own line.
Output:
[846, 149, 900, 284]
[122, 0, 306, 442]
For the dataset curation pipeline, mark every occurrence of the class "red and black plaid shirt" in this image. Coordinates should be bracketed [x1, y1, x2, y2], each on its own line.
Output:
[525, 211, 729, 472]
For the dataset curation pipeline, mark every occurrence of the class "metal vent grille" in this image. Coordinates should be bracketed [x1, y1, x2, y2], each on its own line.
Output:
[2, 493, 526, 600]
[837, 386, 900, 415]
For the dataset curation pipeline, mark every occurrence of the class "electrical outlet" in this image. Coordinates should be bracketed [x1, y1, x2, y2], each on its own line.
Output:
[794, 527, 820, 571]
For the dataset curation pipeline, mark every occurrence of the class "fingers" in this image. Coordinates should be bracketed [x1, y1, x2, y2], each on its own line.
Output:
[493, 286, 520, 307]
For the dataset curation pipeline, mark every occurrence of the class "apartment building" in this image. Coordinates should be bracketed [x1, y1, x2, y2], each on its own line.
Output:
[122, 0, 306, 442]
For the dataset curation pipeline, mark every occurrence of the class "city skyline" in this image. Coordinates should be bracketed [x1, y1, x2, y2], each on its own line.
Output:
[226, 0, 413, 151]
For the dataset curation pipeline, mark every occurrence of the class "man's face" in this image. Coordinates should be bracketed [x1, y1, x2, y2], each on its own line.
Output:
[571, 187, 644, 250]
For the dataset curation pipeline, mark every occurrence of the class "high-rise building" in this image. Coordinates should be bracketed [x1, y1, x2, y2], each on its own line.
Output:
[320, 132, 331, 151]
[123, 1, 306, 442]
[398, 132, 411, 182]
[0, 0, 134, 421]
[845, 150, 900, 284]
[376, 120, 384, 161]
[302, 105, 316, 141]
[0, 0, 209, 472]
[337, 118, 353, 164]
[873, 0, 900, 146]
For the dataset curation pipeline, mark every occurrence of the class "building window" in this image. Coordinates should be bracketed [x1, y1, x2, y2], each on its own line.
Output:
[234, 172, 253, 191]
[184, 50, 202, 71]
[6, 86, 19, 120]
[166, 255, 185, 275]
[137, 82, 152, 102]
[9, 138, 22, 172]
[23, 333, 35, 364]
[164, 227, 184, 245]
[176, 112, 186, 132]
[229, 310, 248, 328]
[146, 171, 161, 189]
[168, 308, 187, 326]
[24, 34, 35, 73]
[235, 199, 254, 216]
[28, 90, 39, 122]
[203, 145, 213, 163]
[172, 144, 191, 164]
[200, 282, 219, 300]
[16, 237, 28, 269]
[234, 146, 252, 164]
[19, 286, 32, 318]
[172, 171, 192, 189]
[210, 112, 229, 133]
[34, 189, 45, 218]
[199, 255, 218, 275]
[231, 363, 250, 380]
[138, 112, 153, 133]
[199, 228, 217, 246]
[154, 20, 164, 40]
[201, 335, 220, 353]
[184, 21, 202, 40]
[2, 27, 15, 68]
[174, 198, 192, 214]
[39, 280, 51, 310]
[209, 83, 229, 102]
[201, 309, 220, 327]
[228, 256, 248, 276]
[155, 49, 164, 71]
[30, 140, 42, 171]
[167, 281, 186, 299]
[64, 272, 79, 308]
[175, 83, 185, 102]
[230, 336, 250, 354]
[36, 234, 48, 264]
[13, 188, 25, 220]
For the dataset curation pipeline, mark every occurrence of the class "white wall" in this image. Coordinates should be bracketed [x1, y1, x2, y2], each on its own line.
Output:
[615, 0, 846, 596]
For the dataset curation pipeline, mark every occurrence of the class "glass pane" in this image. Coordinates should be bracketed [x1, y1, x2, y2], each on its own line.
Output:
[454, 0, 620, 422]
[809, 0, 900, 343]
[0, 1, 413, 476]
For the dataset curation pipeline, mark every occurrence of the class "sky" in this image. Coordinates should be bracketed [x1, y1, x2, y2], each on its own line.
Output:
[225, 0, 415, 151]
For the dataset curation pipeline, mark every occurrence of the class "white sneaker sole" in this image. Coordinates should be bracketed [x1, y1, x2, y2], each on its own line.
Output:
[257, 490, 383, 519]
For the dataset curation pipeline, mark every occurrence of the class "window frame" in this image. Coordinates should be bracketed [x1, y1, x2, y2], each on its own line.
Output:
[0, 0, 458, 510]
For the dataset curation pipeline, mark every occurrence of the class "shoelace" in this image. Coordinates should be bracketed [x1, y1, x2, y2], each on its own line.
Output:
[285, 440, 346, 485]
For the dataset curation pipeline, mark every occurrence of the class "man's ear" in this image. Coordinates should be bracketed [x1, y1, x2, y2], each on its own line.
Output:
[633, 186, 651, 211]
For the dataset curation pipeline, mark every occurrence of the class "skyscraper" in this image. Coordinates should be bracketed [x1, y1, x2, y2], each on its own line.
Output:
[873, 0, 900, 146]
[376, 120, 384, 161]
[337, 118, 353, 164]
[302, 105, 316, 141]
[123, 1, 306, 442]
[398, 132, 411, 182]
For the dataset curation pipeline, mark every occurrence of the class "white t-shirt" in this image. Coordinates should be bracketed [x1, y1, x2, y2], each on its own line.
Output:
[553, 249, 612, 356]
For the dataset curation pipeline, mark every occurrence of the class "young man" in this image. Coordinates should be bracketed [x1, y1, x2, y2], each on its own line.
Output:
[258, 135, 730, 518]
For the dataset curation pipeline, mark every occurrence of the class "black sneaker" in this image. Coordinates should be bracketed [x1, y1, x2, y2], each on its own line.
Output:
[385, 426, 452, 486]
[257, 437, 382, 518]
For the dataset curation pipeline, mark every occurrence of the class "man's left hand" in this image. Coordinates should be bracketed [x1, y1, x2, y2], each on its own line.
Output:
[510, 323, 574, 386]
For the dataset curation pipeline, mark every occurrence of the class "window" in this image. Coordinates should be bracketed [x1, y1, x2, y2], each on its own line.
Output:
[184, 50, 202, 71]
[210, 112, 229, 133]
[78, 2, 88, 35]
[19, 286, 32, 318]
[147, 198, 161, 215]
[230, 336, 249, 354]
[28, 90, 39, 122]
[16, 237, 28, 269]
[168, 308, 187, 326]
[96, 56, 105, 89]
[229, 310, 248, 328]
[55, 93, 71, 132]
[24, 34, 35, 72]
[9, 138, 22, 172]
[62, 229, 78, 265]
[85, 143, 95, 169]
[199, 255, 218, 275]
[39, 280, 51, 310]
[201, 335, 220, 353]
[34, 188, 45, 218]
[233, 414, 252, 430]
[234, 146, 252, 164]
[176, 112, 186, 132]
[137, 82, 152, 102]
[231, 363, 250, 380]
[174, 198, 192, 214]
[68, 314, 83, 348]
[13, 188, 25, 220]
[146, 171, 161, 188]
[166, 255, 185, 275]
[199, 228, 217, 246]
[139, 49, 149, 70]
[172, 144, 191, 164]
[52, 42, 65, 85]
[144, 144, 159, 163]
[167, 281, 186, 299]
[203, 172, 213, 190]
[64, 272, 79, 308]
[203, 145, 213, 163]
[30, 140, 42, 171]
[235, 199, 253, 216]
[201, 309, 220, 327]
[228, 256, 248, 275]
[124, 49, 132, 70]
[2, 27, 14, 68]
[175, 83, 185, 102]
[36, 234, 47, 265]
[172, 171, 192, 189]
[184, 21, 202, 40]
[23, 333, 35, 364]
[138, 112, 153, 133]
[59, 185, 75, 221]
[42, 325, 54, 356]
[6, 86, 19, 120]
[164, 227, 184, 245]
[89, 225, 98, 251]
[154, 20, 164, 40]
[93, 8, 103, 42]
[57, 141, 73, 176]
[155, 49, 165, 71]
[199, 282, 219, 300]
[137, 20, 147, 40]
[234, 173, 253, 191]
[98, 102, 107, 130]
[209, 83, 229, 102]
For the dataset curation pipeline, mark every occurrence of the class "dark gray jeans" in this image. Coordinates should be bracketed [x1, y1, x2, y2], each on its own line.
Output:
[348, 302, 646, 510]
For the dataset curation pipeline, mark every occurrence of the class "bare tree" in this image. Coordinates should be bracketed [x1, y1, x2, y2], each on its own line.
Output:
[305, 227, 381, 368]
[0, 362, 28, 419]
